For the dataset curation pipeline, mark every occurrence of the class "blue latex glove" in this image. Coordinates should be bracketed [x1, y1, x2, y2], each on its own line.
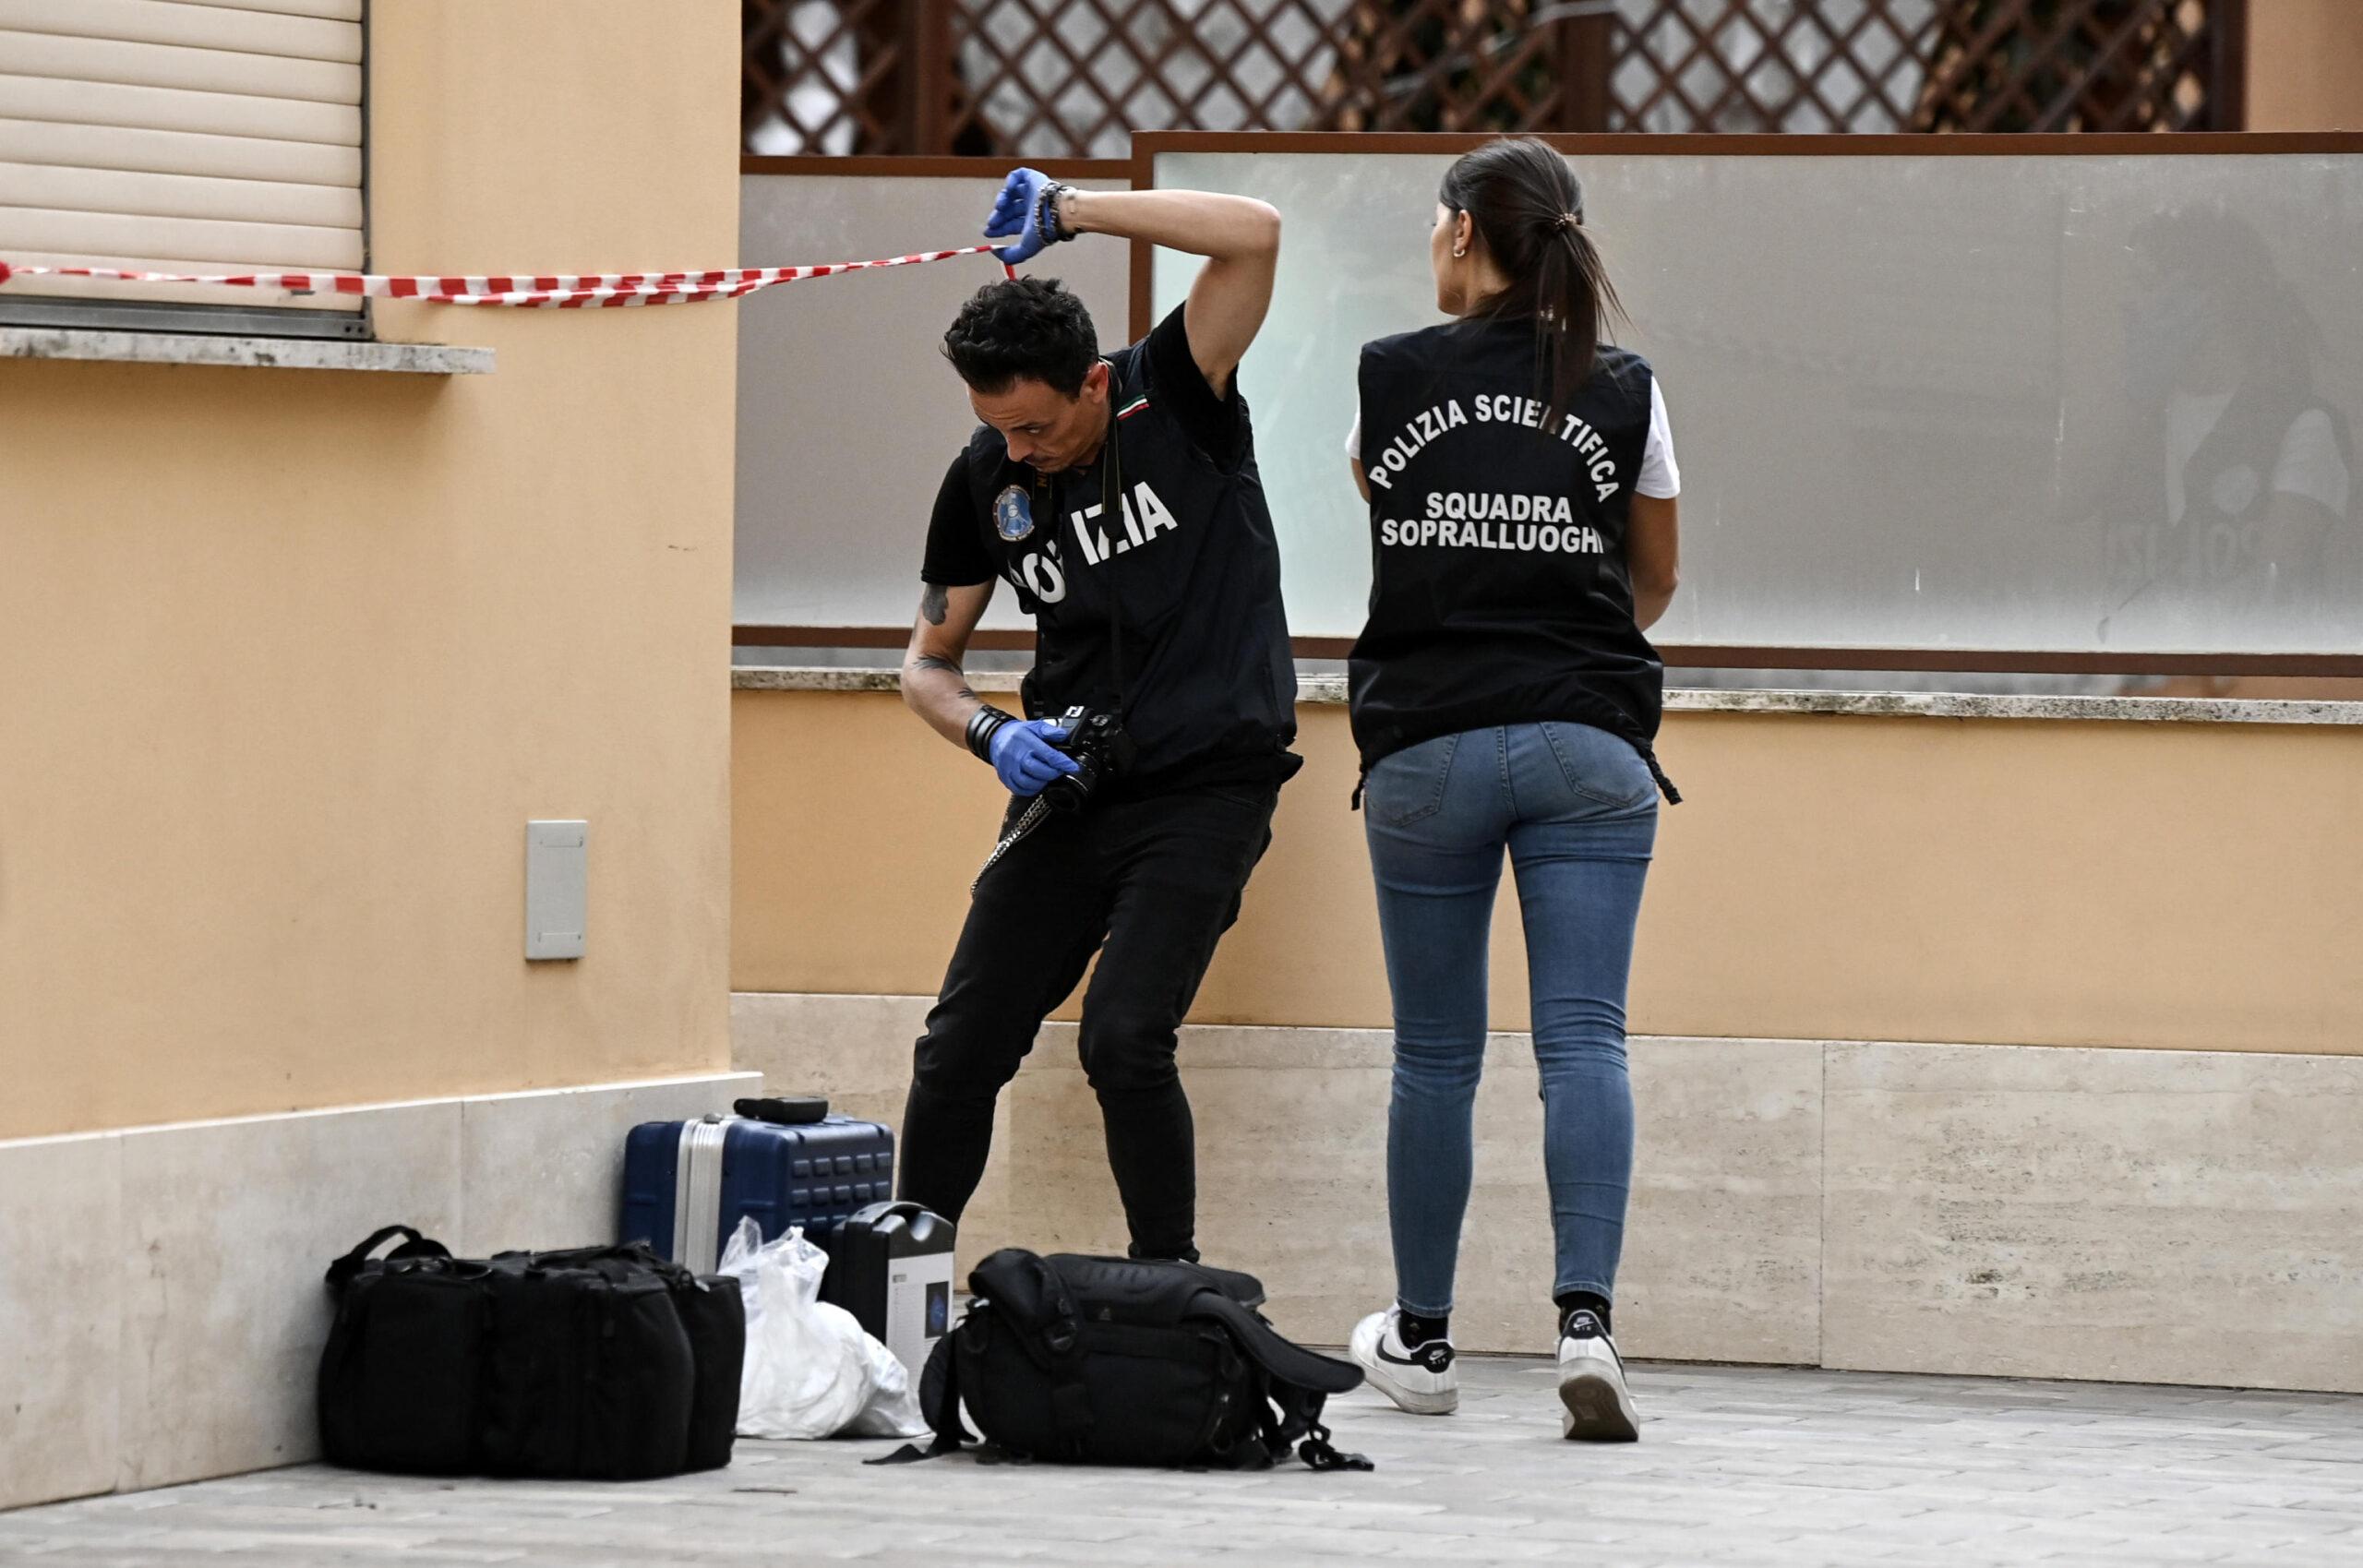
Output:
[984, 166, 1058, 266]
[989, 719, 1080, 796]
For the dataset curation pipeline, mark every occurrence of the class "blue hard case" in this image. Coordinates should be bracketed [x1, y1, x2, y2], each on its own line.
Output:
[620, 1113, 895, 1263]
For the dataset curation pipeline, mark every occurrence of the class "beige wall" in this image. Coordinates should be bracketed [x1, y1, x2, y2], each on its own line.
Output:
[0, 2, 742, 1139]
[2249, 0, 2363, 130]
[735, 690, 2363, 1054]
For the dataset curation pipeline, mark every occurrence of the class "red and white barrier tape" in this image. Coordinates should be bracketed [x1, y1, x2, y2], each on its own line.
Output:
[0, 245, 1011, 306]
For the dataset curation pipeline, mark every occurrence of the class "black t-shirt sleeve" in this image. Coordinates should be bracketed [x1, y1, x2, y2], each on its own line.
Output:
[920, 450, 993, 587]
[1144, 303, 1248, 468]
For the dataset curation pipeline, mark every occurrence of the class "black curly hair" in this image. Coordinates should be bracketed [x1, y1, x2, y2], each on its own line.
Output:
[942, 277, 1100, 398]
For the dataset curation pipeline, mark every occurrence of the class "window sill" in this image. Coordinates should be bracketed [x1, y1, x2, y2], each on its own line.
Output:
[728, 664, 2363, 727]
[0, 327, 493, 376]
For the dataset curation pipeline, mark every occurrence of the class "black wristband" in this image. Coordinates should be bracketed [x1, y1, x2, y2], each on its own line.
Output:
[966, 705, 1016, 761]
[1032, 182, 1076, 246]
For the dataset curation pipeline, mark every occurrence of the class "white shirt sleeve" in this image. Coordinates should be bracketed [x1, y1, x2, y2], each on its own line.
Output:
[2273, 408, 2352, 517]
[1637, 378, 1680, 499]
[1345, 407, 1361, 463]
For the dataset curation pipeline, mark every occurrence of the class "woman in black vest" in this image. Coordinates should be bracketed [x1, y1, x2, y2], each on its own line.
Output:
[1342, 138, 1681, 1442]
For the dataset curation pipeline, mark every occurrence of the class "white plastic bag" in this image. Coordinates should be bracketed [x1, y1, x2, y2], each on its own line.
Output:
[839, 1332, 927, 1439]
[718, 1217, 927, 1440]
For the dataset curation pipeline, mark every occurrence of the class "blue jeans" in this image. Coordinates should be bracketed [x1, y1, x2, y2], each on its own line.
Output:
[1362, 722, 1658, 1316]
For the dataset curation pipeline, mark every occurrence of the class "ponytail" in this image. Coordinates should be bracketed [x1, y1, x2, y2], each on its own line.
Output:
[1437, 138, 1626, 427]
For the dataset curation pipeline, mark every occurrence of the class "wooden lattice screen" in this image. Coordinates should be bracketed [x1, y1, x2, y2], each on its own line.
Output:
[1910, 0, 2246, 133]
[741, 0, 2247, 155]
[1610, 0, 2247, 133]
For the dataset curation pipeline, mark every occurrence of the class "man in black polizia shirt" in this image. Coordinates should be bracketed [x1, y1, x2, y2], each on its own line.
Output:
[895, 169, 1298, 1262]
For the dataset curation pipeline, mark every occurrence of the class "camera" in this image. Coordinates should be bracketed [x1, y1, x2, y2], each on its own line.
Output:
[1043, 703, 1136, 812]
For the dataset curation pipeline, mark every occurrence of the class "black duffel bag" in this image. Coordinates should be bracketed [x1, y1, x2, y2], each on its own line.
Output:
[318, 1227, 743, 1479]
[882, 1249, 1373, 1472]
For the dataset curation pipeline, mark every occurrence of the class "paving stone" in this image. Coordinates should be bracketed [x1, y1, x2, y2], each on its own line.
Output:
[5, 1360, 2360, 1566]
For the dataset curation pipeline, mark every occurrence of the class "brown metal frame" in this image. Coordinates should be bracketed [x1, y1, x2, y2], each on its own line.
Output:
[733, 138, 2363, 678]
[740, 155, 1132, 178]
[1128, 128, 2362, 156]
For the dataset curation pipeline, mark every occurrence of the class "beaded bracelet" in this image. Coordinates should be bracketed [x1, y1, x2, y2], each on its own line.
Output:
[1031, 181, 1078, 247]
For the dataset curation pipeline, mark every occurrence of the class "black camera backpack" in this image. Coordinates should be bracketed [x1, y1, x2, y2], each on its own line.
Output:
[882, 1249, 1373, 1472]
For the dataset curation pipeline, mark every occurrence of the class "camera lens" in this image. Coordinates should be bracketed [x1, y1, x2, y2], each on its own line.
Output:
[1045, 758, 1096, 812]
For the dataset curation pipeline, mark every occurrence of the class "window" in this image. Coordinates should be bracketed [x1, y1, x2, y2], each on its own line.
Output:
[0, 0, 366, 340]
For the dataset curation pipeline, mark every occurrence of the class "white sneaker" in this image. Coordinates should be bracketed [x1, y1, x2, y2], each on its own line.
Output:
[1556, 1310, 1639, 1441]
[1349, 1307, 1458, 1415]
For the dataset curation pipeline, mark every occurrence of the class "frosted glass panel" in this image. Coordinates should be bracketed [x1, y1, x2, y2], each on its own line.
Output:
[1154, 150, 2363, 653]
[736, 174, 1131, 631]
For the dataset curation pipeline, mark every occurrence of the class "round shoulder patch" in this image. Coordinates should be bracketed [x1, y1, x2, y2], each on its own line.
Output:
[993, 485, 1035, 543]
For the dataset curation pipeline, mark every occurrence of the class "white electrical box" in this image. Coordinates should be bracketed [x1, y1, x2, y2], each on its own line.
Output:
[525, 820, 587, 961]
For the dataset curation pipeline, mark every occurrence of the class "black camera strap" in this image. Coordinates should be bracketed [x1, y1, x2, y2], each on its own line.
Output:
[1097, 371, 1133, 715]
[972, 375, 1134, 894]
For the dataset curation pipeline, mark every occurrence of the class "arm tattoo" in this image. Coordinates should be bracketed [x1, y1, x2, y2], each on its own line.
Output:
[920, 583, 950, 626]
[912, 653, 978, 703]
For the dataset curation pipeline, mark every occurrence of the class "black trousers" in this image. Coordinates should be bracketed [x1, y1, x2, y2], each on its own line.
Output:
[898, 780, 1279, 1260]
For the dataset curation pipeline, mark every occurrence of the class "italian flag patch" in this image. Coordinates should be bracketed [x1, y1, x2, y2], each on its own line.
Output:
[1117, 394, 1151, 423]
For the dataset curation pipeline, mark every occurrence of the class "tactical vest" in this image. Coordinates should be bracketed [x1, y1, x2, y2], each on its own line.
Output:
[1349, 317, 1673, 798]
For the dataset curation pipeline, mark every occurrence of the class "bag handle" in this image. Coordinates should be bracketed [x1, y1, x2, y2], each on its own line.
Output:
[510, 1240, 664, 1270]
[493, 1241, 690, 1287]
[734, 1095, 829, 1125]
[324, 1225, 450, 1290]
[848, 1200, 935, 1228]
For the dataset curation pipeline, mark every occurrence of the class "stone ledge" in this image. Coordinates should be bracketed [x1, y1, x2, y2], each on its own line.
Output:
[735, 664, 1025, 696]
[1666, 686, 2363, 727]
[736, 992, 2363, 1395]
[730, 664, 2363, 726]
[0, 1069, 756, 1512]
[1, 326, 494, 376]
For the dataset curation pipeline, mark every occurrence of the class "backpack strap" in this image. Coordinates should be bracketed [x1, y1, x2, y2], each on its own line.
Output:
[865, 1326, 971, 1466]
[1296, 1418, 1375, 1473]
[1193, 1292, 1374, 1473]
[1246, 1379, 1373, 1472]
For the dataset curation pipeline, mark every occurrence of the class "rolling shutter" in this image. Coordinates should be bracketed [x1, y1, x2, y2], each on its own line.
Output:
[0, 0, 365, 331]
